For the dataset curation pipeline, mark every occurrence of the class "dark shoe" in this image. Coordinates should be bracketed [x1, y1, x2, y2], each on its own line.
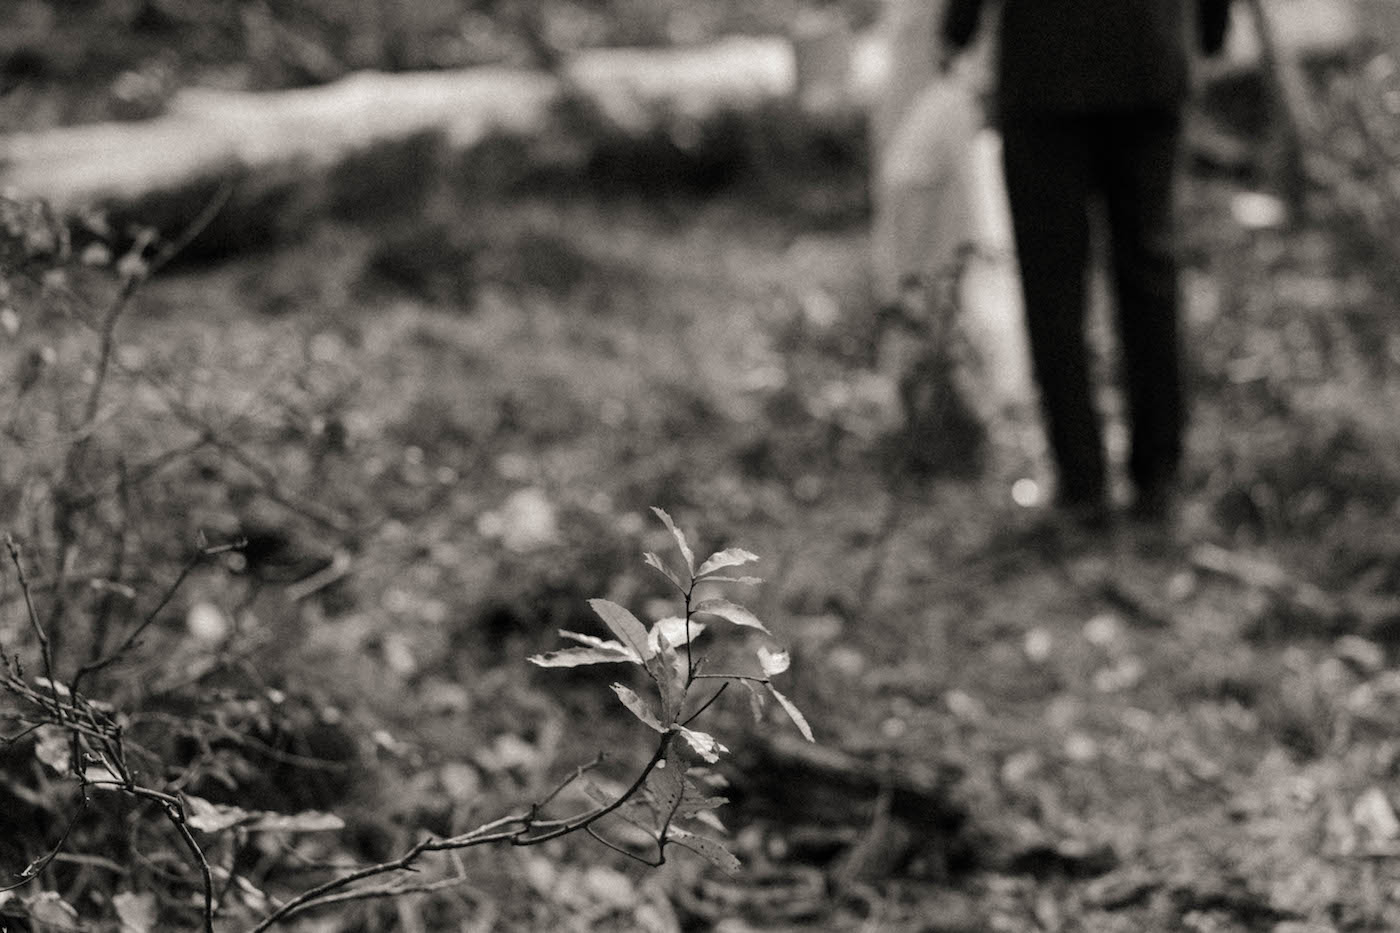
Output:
[1017, 497, 1114, 556]
[1062, 498, 1113, 533]
[1131, 478, 1179, 527]
[1054, 487, 1113, 532]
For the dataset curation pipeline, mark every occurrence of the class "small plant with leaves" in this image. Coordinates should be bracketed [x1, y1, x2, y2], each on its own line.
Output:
[528, 506, 814, 871]
[2, 508, 810, 930]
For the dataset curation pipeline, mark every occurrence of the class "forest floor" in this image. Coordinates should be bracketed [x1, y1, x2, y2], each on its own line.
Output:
[10, 152, 1400, 933]
[5, 26, 1400, 932]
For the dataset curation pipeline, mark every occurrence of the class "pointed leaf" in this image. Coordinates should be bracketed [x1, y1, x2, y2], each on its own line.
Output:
[589, 599, 654, 661]
[33, 678, 72, 698]
[651, 508, 695, 576]
[530, 646, 639, 668]
[22, 893, 81, 928]
[650, 629, 685, 725]
[644, 552, 687, 592]
[693, 599, 771, 635]
[579, 776, 616, 806]
[766, 685, 815, 742]
[646, 759, 686, 822]
[183, 794, 251, 833]
[581, 777, 653, 827]
[695, 575, 763, 586]
[678, 794, 728, 819]
[648, 616, 703, 653]
[676, 727, 728, 763]
[669, 828, 741, 873]
[231, 876, 272, 912]
[740, 680, 767, 723]
[757, 645, 790, 676]
[612, 684, 664, 732]
[677, 778, 729, 833]
[696, 548, 760, 578]
[692, 809, 728, 833]
[242, 810, 345, 833]
[113, 891, 158, 933]
[34, 726, 72, 774]
[560, 630, 638, 654]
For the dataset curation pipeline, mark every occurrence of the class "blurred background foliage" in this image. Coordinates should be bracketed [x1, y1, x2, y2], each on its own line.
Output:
[0, 0, 881, 125]
[5, 1, 1400, 930]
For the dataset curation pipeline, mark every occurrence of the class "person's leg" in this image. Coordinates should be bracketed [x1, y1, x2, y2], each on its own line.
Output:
[1000, 114, 1105, 508]
[1096, 107, 1185, 507]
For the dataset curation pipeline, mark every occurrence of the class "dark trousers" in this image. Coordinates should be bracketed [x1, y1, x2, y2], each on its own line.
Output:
[1000, 107, 1185, 505]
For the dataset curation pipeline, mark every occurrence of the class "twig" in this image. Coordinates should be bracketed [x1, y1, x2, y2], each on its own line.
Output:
[253, 737, 674, 930]
[0, 795, 87, 893]
[61, 435, 209, 522]
[0, 721, 44, 745]
[88, 455, 131, 663]
[100, 784, 217, 932]
[283, 549, 353, 603]
[48, 852, 128, 875]
[683, 682, 729, 726]
[81, 178, 233, 424]
[5, 534, 60, 715]
[248, 838, 440, 932]
[190, 426, 354, 536]
[585, 826, 663, 867]
[693, 673, 767, 684]
[40, 182, 232, 663]
[146, 180, 235, 280]
[507, 738, 672, 845]
[535, 752, 607, 810]
[682, 585, 698, 685]
[126, 711, 351, 773]
[5, 711, 112, 746]
[277, 872, 477, 915]
[72, 538, 241, 693]
[163, 800, 216, 933]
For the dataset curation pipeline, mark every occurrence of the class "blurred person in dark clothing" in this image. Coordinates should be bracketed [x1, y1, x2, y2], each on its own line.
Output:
[942, 0, 1232, 526]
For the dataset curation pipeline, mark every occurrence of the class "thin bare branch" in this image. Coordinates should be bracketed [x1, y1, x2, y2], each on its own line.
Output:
[255, 737, 674, 929]
[683, 681, 729, 727]
[198, 430, 354, 535]
[270, 872, 476, 917]
[692, 673, 768, 684]
[535, 752, 607, 810]
[248, 838, 438, 932]
[73, 538, 242, 692]
[508, 735, 672, 846]
[5, 534, 61, 715]
[81, 179, 232, 429]
[585, 826, 663, 867]
[0, 795, 86, 893]
[165, 801, 216, 933]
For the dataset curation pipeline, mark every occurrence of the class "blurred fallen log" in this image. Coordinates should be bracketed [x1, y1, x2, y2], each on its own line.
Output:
[0, 0, 1359, 245]
[1, 67, 557, 209]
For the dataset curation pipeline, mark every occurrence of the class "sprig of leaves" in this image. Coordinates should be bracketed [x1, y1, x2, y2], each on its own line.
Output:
[528, 508, 814, 872]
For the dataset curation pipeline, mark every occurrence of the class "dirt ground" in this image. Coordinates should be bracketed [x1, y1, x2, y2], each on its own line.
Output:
[4, 15, 1400, 928]
[6, 151, 1395, 931]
